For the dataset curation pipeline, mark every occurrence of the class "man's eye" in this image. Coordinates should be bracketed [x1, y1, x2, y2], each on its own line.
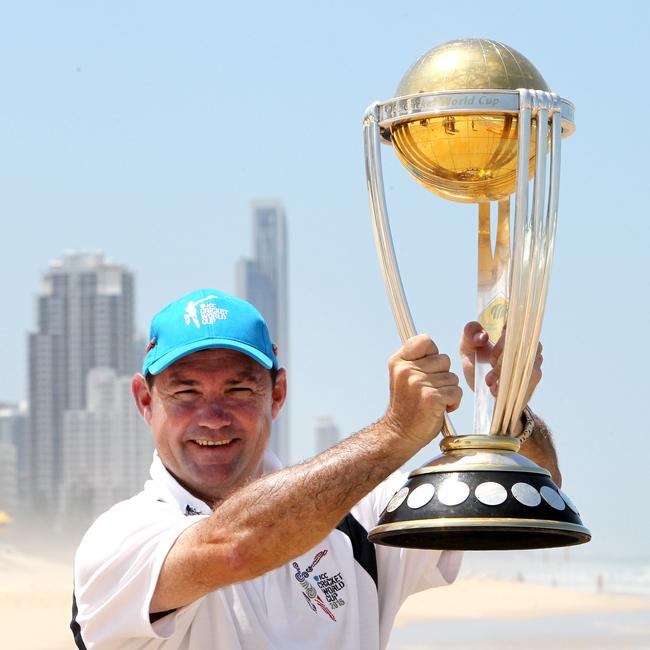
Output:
[175, 389, 198, 397]
[229, 386, 253, 394]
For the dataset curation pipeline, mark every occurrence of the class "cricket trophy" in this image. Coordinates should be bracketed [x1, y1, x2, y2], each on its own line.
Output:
[364, 38, 591, 550]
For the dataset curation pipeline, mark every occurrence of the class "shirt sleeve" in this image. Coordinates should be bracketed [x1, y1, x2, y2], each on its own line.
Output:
[350, 470, 463, 641]
[72, 495, 209, 648]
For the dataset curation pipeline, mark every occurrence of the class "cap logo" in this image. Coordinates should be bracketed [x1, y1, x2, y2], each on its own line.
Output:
[183, 295, 229, 328]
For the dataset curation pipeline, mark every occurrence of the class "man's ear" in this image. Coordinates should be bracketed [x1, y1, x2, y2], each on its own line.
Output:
[132, 373, 154, 425]
[271, 368, 287, 420]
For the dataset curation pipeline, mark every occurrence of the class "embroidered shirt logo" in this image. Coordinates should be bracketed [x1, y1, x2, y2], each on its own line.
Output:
[183, 296, 228, 328]
[292, 550, 346, 622]
[314, 571, 346, 608]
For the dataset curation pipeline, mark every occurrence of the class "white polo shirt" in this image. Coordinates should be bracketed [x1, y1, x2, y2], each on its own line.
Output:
[72, 452, 462, 649]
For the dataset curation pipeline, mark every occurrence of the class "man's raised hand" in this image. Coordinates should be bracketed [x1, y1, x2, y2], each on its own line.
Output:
[459, 321, 543, 406]
[384, 334, 462, 448]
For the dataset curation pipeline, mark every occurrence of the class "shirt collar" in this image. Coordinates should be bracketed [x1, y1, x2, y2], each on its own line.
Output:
[144, 449, 284, 516]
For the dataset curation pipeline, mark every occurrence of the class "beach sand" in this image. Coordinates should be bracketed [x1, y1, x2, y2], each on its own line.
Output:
[0, 548, 74, 650]
[1, 546, 649, 650]
[395, 576, 650, 622]
[391, 578, 650, 649]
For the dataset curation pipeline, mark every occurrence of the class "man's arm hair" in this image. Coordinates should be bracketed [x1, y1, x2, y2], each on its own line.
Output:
[150, 420, 414, 612]
[519, 413, 561, 486]
[150, 334, 462, 614]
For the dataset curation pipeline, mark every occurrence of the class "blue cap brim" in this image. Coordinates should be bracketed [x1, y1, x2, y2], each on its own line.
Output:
[146, 337, 275, 375]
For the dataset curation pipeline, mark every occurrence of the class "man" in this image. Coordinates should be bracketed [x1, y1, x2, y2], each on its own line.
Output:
[71, 288, 557, 649]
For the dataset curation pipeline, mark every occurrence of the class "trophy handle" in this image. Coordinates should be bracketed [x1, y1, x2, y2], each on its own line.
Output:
[491, 91, 562, 435]
[363, 103, 456, 437]
[508, 93, 562, 424]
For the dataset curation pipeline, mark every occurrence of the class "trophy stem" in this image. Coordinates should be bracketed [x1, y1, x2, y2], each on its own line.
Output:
[474, 200, 510, 435]
[363, 105, 456, 437]
[491, 90, 533, 435]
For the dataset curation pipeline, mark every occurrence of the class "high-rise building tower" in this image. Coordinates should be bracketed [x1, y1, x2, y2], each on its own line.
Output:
[236, 201, 289, 463]
[0, 402, 28, 513]
[61, 367, 153, 524]
[0, 442, 17, 517]
[27, 251, 135, 515]
[314, 416, 340, 454]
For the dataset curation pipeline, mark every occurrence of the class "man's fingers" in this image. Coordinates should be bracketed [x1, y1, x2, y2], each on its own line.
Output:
[393, 354, 456, 390]
[420, 384, 463, 414]
[460, 321, 489, 355]
[489, 328, 505, 367]
[409, 353, 451, 374]
[398, 334, 439, 362]
[421, 371, 459, 388]
[490, 339, 541, 370]
[486, 353, 543, 399]
[459, 321, 492, 391]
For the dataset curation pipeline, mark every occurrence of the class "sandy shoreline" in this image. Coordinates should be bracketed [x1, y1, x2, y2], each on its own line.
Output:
[0, 548, 75, 650]
[394, 576, 650, 624]
[1, 547, 648, 650]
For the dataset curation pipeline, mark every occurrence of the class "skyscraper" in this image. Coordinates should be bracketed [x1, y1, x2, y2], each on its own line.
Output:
[0, 442, 17, 516]
[236, 201, 289, 463]
[0, 402, 27, 513]
[27, 251, 135, 515]
[314, 416, 340, 454]
[60, 367, 153, 523]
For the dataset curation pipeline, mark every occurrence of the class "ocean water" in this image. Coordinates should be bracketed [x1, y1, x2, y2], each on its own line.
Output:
[459, 550, 650, 598]
[390, 550, 650, 649]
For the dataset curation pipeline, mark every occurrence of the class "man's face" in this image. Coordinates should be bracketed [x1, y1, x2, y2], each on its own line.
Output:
[134, 348, 286, 504]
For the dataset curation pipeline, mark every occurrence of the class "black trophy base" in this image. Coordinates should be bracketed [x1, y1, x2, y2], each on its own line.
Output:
[370, 522, 591, 551]
[369, 436, 591, 551]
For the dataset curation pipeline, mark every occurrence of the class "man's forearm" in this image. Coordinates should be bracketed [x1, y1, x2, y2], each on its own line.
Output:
[152, 335, 461, 613]
[210, 409, 560, 584]
[152, 418, 424, 612]
[205, 420, 418, 580]
[519, 413, 561, 486]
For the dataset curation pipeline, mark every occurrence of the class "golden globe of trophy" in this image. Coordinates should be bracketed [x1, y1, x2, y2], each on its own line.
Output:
[364, 38, 591, 550]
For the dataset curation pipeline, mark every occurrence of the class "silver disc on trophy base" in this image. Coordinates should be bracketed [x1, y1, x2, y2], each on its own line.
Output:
[367, 438, 590, 550]
[364, 39, 590, 550]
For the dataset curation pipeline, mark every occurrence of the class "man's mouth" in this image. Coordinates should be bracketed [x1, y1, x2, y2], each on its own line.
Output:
[192, 439, 234, 447]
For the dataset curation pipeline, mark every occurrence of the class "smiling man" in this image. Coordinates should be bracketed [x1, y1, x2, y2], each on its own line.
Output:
[71, 288, 557, 649]
[141, 346, 283, 504]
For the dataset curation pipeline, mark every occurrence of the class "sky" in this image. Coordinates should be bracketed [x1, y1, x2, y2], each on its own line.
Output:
[0, 1, 648, 558]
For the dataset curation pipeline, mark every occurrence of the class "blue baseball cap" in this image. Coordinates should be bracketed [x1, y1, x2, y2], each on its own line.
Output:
[142, 289, 278, 376]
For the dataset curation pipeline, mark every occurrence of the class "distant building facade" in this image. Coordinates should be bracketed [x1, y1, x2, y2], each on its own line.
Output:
[27, 251, 136, 516]
[133, 332, 149, 376]
[236, 202, 289, 463]
[0, 442, 17, 516]
[314, 416, 340, 454]
[61, 368, 153, 523]
[0, 402, 28, 513]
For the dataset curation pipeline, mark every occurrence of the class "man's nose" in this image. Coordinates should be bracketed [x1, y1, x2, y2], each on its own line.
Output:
[197, 401, 232, 429]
